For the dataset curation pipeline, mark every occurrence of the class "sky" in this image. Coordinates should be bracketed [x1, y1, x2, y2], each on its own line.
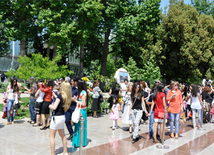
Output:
[160, 0, 192, 10]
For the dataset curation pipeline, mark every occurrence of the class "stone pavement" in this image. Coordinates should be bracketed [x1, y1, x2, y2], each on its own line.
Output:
[0, 108, 214, 155]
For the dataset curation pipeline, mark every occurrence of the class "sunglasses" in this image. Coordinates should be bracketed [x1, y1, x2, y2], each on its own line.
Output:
[136, 86, 140, 88]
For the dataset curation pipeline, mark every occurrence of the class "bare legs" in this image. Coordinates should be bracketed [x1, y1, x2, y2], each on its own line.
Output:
[58, 129, 67, 154]
[153, 122, 164, 142]
[36, 114, 41, 125]
[50, 129, 56, 155]
[93, 111, 97, 117]
[50, 129, 67, 155]
[41, 114, 50, 128]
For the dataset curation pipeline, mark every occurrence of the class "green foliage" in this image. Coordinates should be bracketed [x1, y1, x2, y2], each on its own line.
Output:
[0, 23, 10, 56]
[6, 53, 73, 80]
[154, 1, 214, 82]
[191, 0, 214, 16]
[123, 57, 143, 81]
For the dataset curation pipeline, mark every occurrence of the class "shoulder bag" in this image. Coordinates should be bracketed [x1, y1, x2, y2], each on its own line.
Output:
[72, 102, 81, 123]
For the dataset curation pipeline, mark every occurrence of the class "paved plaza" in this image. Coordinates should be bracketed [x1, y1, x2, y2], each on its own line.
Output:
[0, 93, 214, 155]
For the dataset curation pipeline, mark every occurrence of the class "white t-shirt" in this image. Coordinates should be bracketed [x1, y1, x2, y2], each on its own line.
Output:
[120, 83, 127, 97]
[36, 90, 45, 103]
[190, 93, 201, 109]
[7, 85, 15, 100]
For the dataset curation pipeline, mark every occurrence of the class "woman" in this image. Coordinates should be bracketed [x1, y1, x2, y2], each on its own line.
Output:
[166, 81, 183, 139]
[24, 77, 37, 124]
[129, 82, 148, 143]
[109, 82, 121, 109]
[4, 79, 20, 125]
[91, 80, 102, 118]
[121, 82, 133, 133]
[150, 83, 166, 143]
[202, 86, 212, 122]
[49, 82, 71, 155]
[190, 84, 202, 129]
[33, 79, 45, 127]
[72, 80, 88, 148]
[39, 79, 53, 130]
[141, 81, 150, 124]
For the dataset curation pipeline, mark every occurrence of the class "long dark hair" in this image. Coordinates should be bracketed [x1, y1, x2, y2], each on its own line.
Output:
[10, 79, 19, 93]
[191, 84, 199, 97]
[46, 79, 53, 87]
[153, 83, 164, 101]
[78, 80, 89, 106]
[131, 82, 142, 101]
[93, 80, 99, 88]
[111, 82, 117, 92]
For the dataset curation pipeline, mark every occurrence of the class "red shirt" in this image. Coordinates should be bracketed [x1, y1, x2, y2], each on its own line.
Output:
[154, 92, 165, 119]
[39, 84, 52, 102]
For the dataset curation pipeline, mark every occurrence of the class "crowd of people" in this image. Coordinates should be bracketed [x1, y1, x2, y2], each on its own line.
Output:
[106, 78, 214, 143]
[2, 76, 214, 154]
[3, 76, 88, 155]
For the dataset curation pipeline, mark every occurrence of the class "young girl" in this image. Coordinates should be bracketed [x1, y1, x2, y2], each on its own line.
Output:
[109, 97, 120, 130]
[150, 83, 166, 143]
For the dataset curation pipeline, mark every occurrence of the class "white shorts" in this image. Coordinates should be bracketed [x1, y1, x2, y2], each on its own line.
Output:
[154, 119, 164, 123]
[50, 115, 65, 130]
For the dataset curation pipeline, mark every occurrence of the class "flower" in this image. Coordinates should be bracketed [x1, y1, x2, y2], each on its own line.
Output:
[82, 77, 90, 82]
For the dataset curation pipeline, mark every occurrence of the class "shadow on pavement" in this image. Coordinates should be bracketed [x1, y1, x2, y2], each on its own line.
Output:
[0, 124, 4, 128]
[14, 120, 25, 124]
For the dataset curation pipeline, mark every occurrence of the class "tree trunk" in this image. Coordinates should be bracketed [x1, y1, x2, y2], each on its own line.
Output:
[79, 44, 84, 77]
[100, 28, 111, 76]
[20, 39, 26, 56]
[47, 47, 50, 58]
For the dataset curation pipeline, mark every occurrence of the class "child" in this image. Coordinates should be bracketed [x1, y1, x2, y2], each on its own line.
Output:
[109, 97, 120, 130]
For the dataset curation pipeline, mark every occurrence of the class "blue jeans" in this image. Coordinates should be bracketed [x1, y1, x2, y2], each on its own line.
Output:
[7, 100, 15, 122]
[192, 109, 202, 127]
[170, 113, 180, 134]
[65, 106, 75, 136]
[29, 99, 36, 122]
[149, 110, 154, 136]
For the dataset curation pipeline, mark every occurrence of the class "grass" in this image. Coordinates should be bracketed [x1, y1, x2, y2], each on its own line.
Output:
[0, 97, 30, 120]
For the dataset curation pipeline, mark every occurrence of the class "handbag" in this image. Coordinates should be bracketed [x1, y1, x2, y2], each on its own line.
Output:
[167, 106, 171, 113]
[99, 94, 104, 103]
[72, 102, 81, 123]
[210, 106, 214, 114]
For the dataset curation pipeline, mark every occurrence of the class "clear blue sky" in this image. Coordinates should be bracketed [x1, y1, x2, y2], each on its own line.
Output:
[160, 0, 192, 10]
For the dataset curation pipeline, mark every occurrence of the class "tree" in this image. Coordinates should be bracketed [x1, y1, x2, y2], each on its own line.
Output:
[1, 0, 42, 56]
[154, 1, 214, 82]
[0, 23, 10, 57]
[35, 0, 104, 76]
[116, 0, 161, 68]
[191, 0, 214, 16]
[6, 53, 72, 81]
[123, 57, 143, 81]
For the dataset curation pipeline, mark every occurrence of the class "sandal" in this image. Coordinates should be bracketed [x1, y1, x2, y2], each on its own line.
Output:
[171, 133, 174, 138]
[40, 126, 46, 130]
[153, 139, 159, 143]
[33, 124, 39, 127]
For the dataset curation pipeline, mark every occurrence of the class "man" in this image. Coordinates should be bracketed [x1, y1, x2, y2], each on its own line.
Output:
[120, 79, 129, 97]
[24, 77, 37, 124]
[120, 79, 129, 113]
[65, 76, 79, 140]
